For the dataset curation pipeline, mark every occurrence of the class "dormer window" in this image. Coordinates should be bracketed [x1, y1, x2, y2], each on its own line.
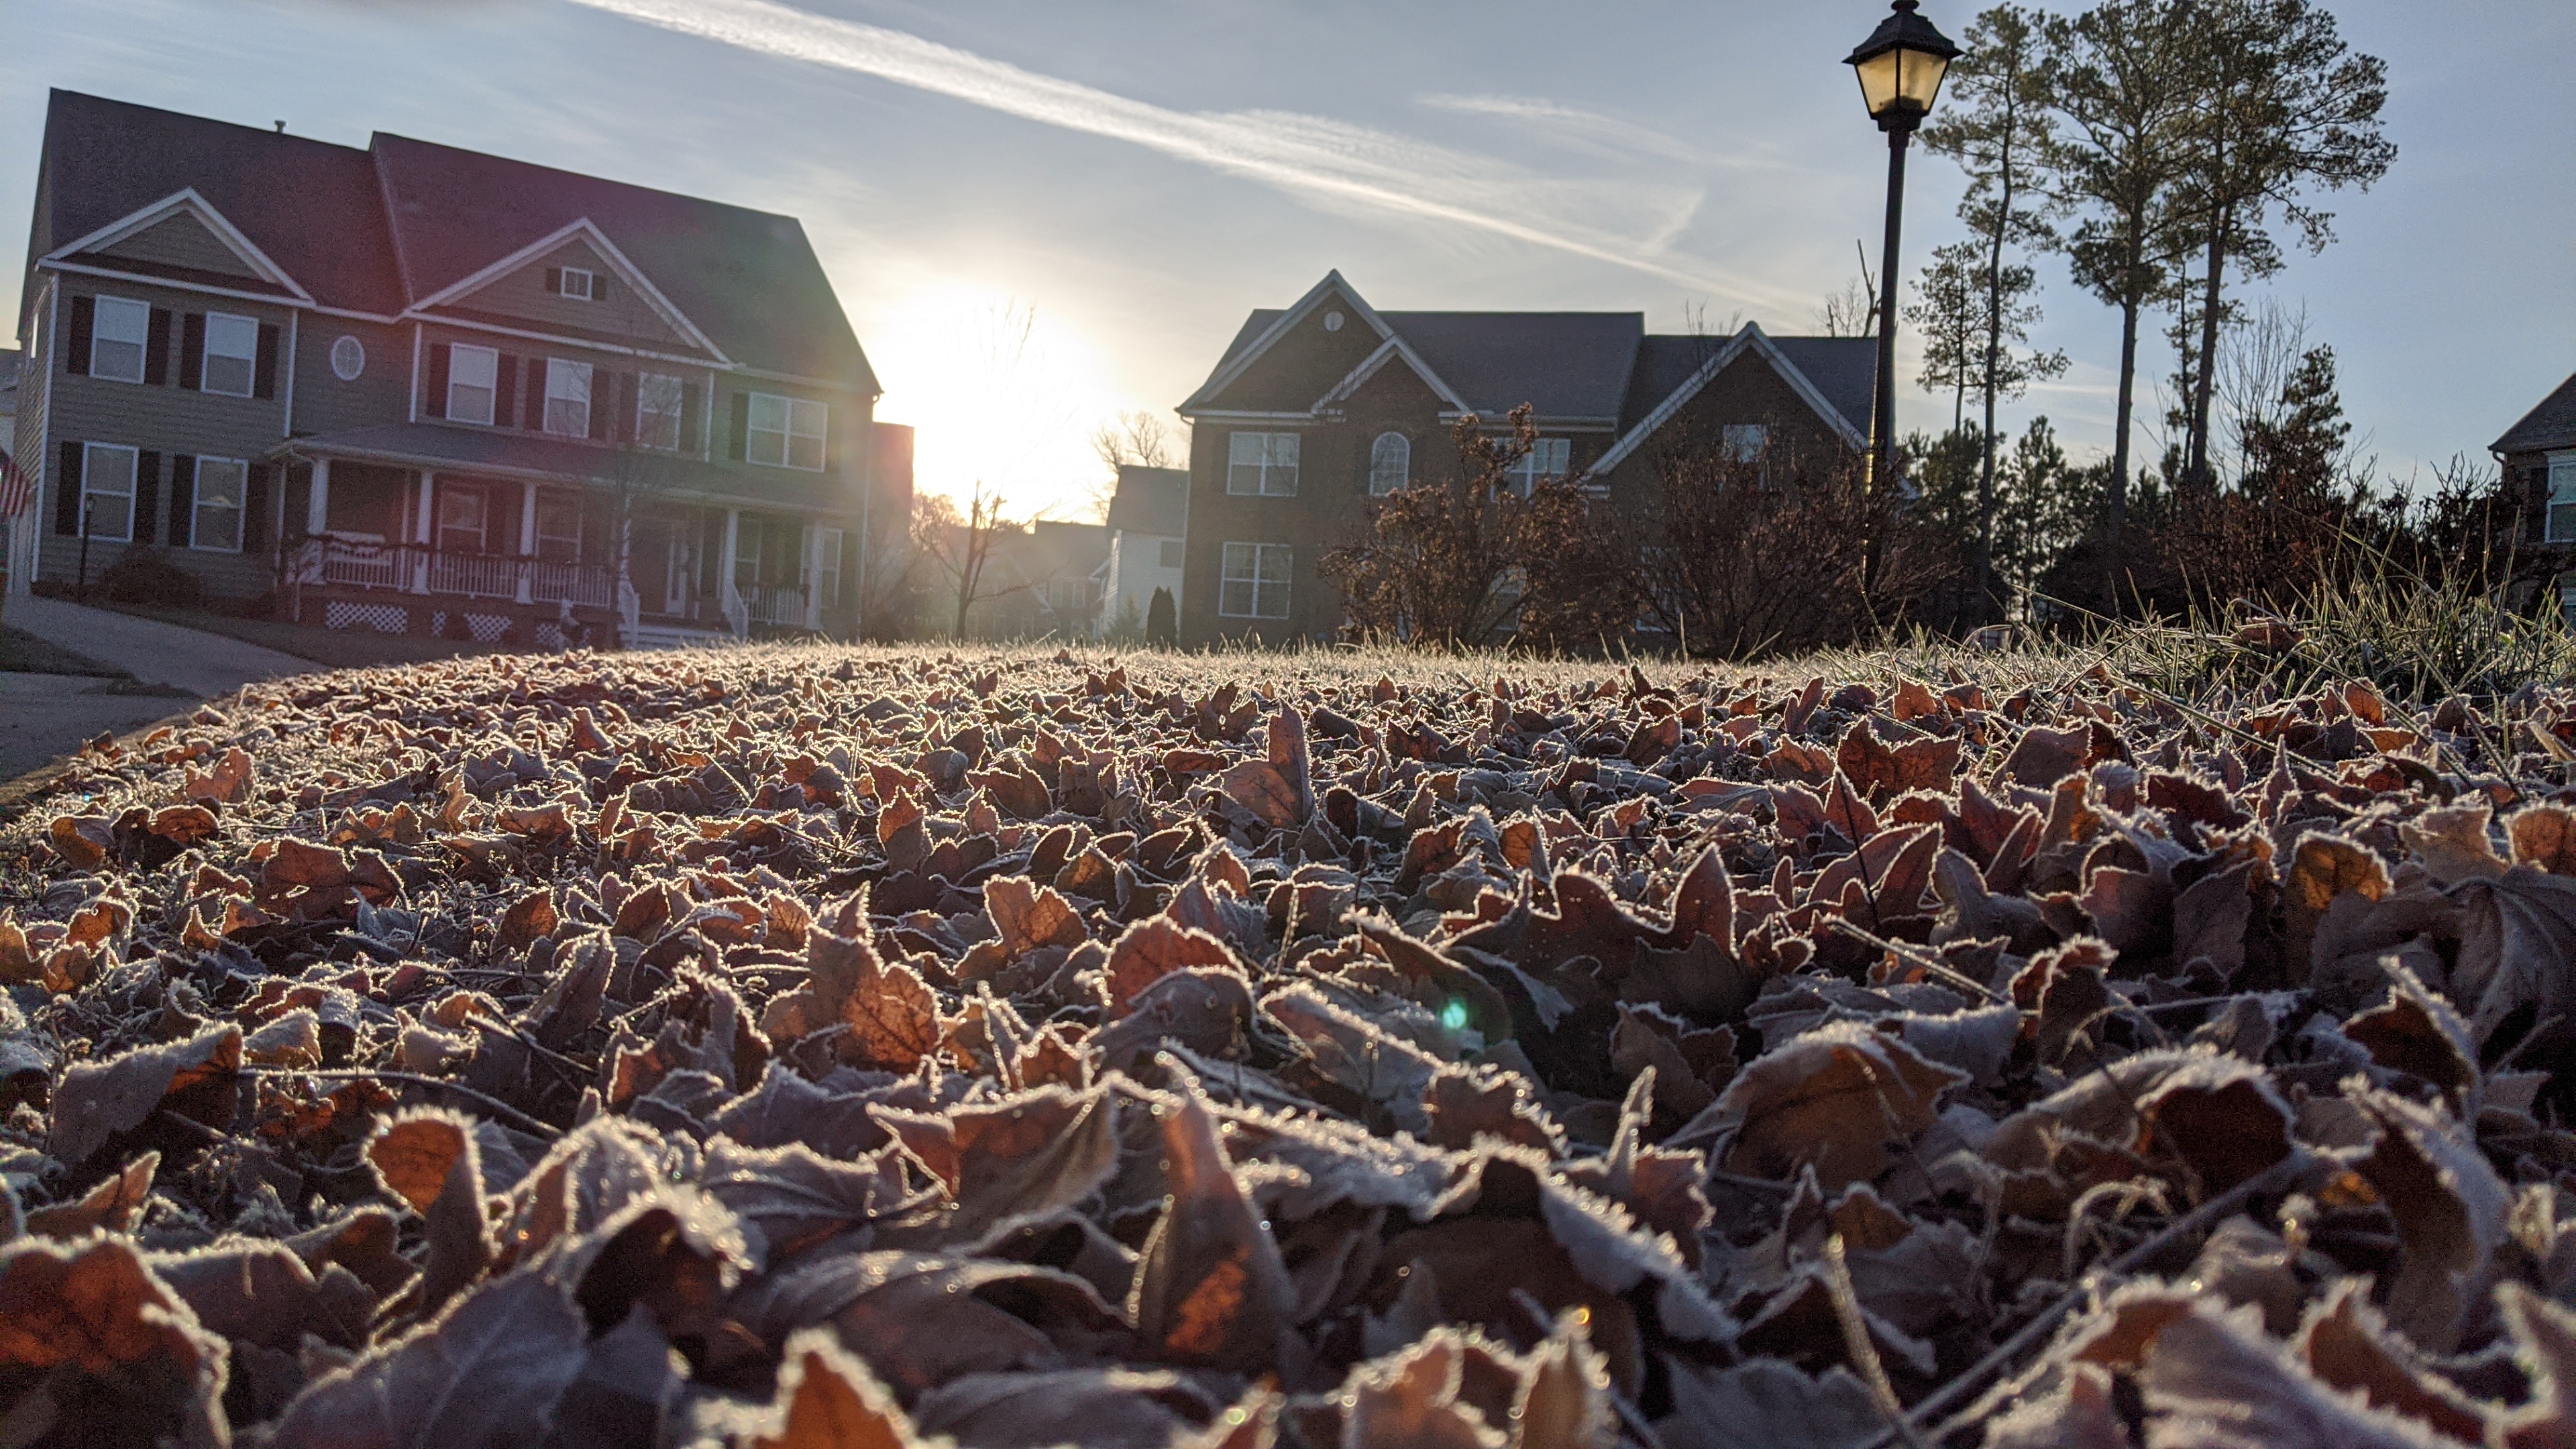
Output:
[557, 266, 596, 301]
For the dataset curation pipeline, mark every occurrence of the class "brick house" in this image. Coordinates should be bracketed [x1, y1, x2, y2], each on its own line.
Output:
[11, 90, 898, 645]
[1171, 270, 1872, 645]
[2498, 370, 2576, 547]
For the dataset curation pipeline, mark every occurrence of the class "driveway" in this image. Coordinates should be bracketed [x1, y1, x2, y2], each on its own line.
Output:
[1, 598, 321, 796]
[3, 596, 316, 696]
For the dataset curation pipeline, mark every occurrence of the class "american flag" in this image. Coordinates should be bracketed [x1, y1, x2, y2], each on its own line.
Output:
[0, 449, 28, 519]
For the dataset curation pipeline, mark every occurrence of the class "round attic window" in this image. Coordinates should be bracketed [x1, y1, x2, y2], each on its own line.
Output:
[1324, 310, 1345, 332]
[329, 335, 366, 381]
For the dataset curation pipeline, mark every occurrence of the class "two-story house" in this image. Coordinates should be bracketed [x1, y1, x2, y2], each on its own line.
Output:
[1171, 270, 1872, 645]
[12, 90, 896, 645]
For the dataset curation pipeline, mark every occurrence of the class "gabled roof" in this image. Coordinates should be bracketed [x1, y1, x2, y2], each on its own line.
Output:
[2495, 372, 2576, 456]
[410, 216, 727, 363]
[1181, 272, 1875, 457]
[23, 91, 875, 392]
[1587, 323, 1871, 477]
[26, 91, 405, 321]
[1106, 465, 1189, 535]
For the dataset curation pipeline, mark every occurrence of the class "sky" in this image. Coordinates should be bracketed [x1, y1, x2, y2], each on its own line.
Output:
[4, 0, 2571, 520]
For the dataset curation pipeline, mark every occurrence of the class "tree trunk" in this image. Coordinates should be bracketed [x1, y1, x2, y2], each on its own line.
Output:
[2106, 286, 2142, 612]
[1975, 128, 2016, 627]
[2188, 215, 2229, 489]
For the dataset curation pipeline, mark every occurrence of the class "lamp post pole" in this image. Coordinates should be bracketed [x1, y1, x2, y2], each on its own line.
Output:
[1864, 124, 1911, 596]
[1845, 0, 1959, 602]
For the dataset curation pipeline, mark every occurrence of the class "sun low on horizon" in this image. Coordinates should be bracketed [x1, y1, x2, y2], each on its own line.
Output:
[858, 280, 1140, 523]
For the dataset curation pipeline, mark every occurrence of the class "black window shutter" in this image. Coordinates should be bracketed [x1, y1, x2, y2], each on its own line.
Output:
[495, 355, 519, 428]
[524, 361, 546, 431]
[589, 371, 612, 441]
[245, 464, 272, 553]
[729, 391, 751, 462]
[619, 372, 639, 444]
[180, 313, 206, 391]
[56, 443, 83, 534]
[134, 451, 160, 544]
[67, 297, 93, 376]
[545, 266, 561, 295]
[254, 323, 280, 399]
[168, 457, 197, 548]
[425, 343, 451, 418]
[146, 308, 172, 386]
[593, 274, 611, 305]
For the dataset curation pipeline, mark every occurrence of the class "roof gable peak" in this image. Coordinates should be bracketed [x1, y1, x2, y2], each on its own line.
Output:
[407, 217, 727, 362]
[45, 187, 313, 301]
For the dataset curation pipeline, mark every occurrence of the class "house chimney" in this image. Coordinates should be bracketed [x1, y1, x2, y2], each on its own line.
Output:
[274, 121, 286, 134]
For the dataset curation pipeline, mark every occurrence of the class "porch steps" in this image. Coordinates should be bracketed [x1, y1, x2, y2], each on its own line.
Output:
[623, 623, 735, 652]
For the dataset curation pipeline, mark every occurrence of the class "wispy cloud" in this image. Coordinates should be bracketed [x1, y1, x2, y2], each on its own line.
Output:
[563, 0, 1793, 307]
[1417, 93, 1715, 166]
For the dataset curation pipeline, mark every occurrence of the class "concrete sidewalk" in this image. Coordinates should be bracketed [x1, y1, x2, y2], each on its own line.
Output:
[2, 596, 316, 697]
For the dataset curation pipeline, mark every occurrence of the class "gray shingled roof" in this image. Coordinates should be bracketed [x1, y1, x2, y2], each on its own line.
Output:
[1765, 336, 1876, 435]
[2495, 372, 2576, 455]
[1106, 466, 1188, 535]
[27, 91, 874, 390]
[1380, 311, 1642, 420]
[1188, 282, 1873, 439]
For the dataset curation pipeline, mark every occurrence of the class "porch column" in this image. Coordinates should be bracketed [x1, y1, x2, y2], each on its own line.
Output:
[722, 507, 745, 637]
[306, 458, 331, 536]
[803, 523, 823, 630]
[413, 472, 435, 594]
[517, 482, 538, 604]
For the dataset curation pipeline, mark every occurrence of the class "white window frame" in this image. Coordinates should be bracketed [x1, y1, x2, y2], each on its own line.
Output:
[1368, 432, 1411, 496]
[2550, 453, 2576, 545]
[201, 311, 258, 397]
[1503, 437, 1572, 496]
[1219, 541, 1292, 620]
[747, 392, 827, 472]
[80, 443, 139, 543]
[1722, 424, 1770, 463]
[636, 372, 684, 451]
[447, 343, 498, 425]
[329, 335, 366, 382]
[1157, 538, 1184, 570]
[814, 526, 844, 608]
[543, 358, 594, 437]
[1227, 431, 1300, 496]
[534, 490, 583, 563]
[558, 266, 596, 301]
[89, 295, 150, 384]
[191, 457, 248, 553]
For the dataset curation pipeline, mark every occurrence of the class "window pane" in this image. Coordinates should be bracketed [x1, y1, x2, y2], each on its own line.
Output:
[203, 314, 258, 396]
[1370, 433, 1409, 495]
[1157, 539, 1183, 568]
[2553, 502, 2576, 545]
[1221, 580, 1254, 616]
[84, 447, 136, 539]
[193, 460, 245, 553]
[93, 298, 148, 383]
[638, 374, 684, 450]
[545, 360, 592, 435]
[449, 346, 498, 425]
[751, 394, 788, 433]
[788, 433, 825, 471]
[1722, 425, 1768, 462]
[1257, 545, 1291, 583]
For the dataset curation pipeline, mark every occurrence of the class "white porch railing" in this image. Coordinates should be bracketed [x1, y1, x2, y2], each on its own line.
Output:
[745, 583, 808, 627]
[300, 539, 614, 610]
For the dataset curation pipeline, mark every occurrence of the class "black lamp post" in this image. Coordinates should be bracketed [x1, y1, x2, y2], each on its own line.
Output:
[1847, 0, 1960, 577]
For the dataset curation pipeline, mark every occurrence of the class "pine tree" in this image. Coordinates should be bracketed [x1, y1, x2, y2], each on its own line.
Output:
[2037, 0, 2200, 606]
[1922, 5, 2070, 620]
[2168, 0, 2393, 489]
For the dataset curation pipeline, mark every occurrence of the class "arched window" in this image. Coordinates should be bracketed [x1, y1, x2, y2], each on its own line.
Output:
[1368, 432, 1411, 496]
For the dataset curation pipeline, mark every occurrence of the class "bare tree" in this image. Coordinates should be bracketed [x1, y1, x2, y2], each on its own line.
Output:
[1815, 242, 1880, 339]
[920, 484, 1031, 640]
[1085, 409, 1185, 521]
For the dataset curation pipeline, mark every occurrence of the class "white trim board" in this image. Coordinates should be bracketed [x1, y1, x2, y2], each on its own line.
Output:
[1177, 270, 1438, 415]
[407, 217, 729, 364]
[44, 188, 315, 301]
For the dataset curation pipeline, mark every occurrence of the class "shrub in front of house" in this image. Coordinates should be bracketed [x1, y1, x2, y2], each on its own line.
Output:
[97, 547, 207, 611]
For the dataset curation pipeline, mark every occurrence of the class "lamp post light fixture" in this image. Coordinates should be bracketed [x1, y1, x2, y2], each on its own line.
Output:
[1847, 0, 1960, 580]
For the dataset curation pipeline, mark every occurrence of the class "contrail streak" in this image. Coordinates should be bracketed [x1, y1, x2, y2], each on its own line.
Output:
[565, 0, 1789, 305]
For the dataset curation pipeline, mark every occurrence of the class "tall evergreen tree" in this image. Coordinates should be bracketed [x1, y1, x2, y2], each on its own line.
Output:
[1923, 5, 2070, 620]
[1905, 243, 1984, 433]
[2169, 0, 2393, 490]
[2036, 0, 2199, 602]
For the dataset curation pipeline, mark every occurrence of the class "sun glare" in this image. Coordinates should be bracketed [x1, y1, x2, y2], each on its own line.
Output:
[865, 283, 1128, 521]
